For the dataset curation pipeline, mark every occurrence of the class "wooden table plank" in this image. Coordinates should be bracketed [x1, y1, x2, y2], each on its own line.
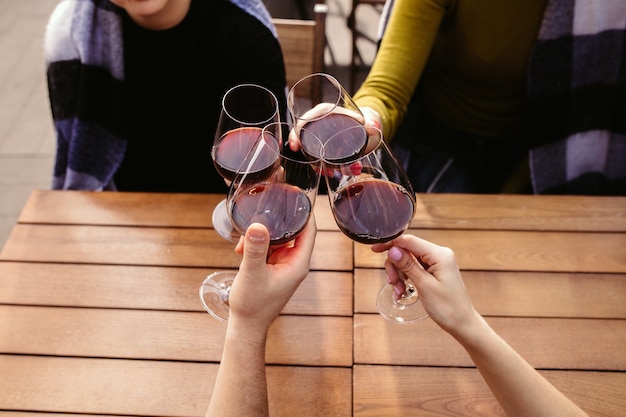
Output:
[0, 225, 353, 271]
[17, 191, 223, 227]
[19, 190, 626, 232]
[0, 355, 352, 417]
[411, 193, 626, 232]
[354, 365, 626, 417]
[354, 314, 626, 370]
[0, 262, 353, 316]
[355, 229, 626, 273]
[0, 306, 352, 366]
[0, 413, 123, 417]
[17, 189, 340, 231]
[354, 268, 626, 318]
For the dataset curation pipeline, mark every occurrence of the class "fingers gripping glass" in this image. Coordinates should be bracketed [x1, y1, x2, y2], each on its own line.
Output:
[322, 128, 428, 323]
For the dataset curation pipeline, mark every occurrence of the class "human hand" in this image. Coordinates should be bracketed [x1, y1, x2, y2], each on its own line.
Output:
[371, 234, 479, 337]
[359, 106, 382, 132]
[227, 219, 317, 334]
[288, 103, 366, 152]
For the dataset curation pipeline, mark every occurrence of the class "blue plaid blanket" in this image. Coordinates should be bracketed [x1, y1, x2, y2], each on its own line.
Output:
[45, 0, 276, 190]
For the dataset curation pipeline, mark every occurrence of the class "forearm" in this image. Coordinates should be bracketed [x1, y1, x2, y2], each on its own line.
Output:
[453, 313, 588, 417]
[206, 322, 270, 417]
[353, 0, 446, 140]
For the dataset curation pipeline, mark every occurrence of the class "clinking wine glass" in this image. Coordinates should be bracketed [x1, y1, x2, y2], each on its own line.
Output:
[211, 83, 280, 242]
[200, 84, 280, 322]
[288, 73, 369, 164]
[323, 126, 428, 323]
[200, 122, 323, 322]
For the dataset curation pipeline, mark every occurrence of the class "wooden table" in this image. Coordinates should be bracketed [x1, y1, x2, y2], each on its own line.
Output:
[1, 190, 625, 416]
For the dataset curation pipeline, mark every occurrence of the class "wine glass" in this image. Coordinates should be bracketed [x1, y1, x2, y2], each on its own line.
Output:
[200, 122, 323, 321]
[322, 127, 428, 324]
[288, 73, 368, 164]
[211, 83, 280, 242]
[200, 84, 279, 323]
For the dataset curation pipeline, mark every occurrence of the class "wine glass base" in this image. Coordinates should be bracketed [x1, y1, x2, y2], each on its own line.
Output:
[199, 271, 237, 322]
[212, 199, 239, 242]
[376, 284, 429, 324]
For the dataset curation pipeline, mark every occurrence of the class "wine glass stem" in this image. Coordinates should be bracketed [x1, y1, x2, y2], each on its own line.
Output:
[396, 273, 418, 306]
[223, 285, 231, 305]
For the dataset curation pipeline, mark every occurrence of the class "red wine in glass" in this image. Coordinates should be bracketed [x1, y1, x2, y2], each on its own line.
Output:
[300, 113, 367, 163]
[212, 127, 280, 182]
[332, 178, 415, 244]
[230, 182, 313, 245]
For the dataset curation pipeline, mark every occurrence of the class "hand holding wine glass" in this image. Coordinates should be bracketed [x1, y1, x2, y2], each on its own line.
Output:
[228, 219, 318, 331]
[323, 128, 428, 323]
[200, 122, 322, 322]
[371, 235, 474, 334]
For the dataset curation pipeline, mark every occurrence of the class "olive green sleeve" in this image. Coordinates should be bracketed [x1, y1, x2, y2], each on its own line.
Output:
[353, 0, 449, 141]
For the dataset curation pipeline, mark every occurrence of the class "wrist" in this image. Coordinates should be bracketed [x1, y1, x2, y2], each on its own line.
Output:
[448, 310, 492, 349]
[226, 316, 270, 347]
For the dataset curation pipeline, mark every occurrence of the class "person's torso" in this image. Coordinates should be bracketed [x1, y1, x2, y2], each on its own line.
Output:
[115, 0, 286, 193]
[422, 0, 548, 136]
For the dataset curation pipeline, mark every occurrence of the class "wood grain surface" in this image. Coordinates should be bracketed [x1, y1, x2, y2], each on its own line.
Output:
[2, 190, 624, 417]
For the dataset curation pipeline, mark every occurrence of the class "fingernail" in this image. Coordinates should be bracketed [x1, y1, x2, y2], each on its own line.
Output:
[386, 274, 391, 284]
[393, 285, 404, 299]
[389, 247, 402, 261]
[248, 228, 266, 242]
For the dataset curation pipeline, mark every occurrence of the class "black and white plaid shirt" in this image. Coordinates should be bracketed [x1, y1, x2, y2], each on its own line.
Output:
[527, 0, 626, 195]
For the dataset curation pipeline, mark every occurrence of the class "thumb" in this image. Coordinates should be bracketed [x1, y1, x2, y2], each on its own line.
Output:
[240, 223, 270, 270]
[388, 246, 426, 284]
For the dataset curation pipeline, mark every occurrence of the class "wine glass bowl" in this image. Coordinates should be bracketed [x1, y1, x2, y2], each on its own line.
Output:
[210, 83, 280, 242]
[301, 116, 368, 164]
[288, 73, 368, 162]
[212, 84, 280, 183]
[324, 128, 415, 244]
[213, 127, 280, 183]
[287, 72, 362, 122]
[228, 122, 322, 245]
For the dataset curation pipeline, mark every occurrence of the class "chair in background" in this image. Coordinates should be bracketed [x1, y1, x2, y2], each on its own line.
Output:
[346, 0, 385, 92]
[273, 3, 328, 103]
